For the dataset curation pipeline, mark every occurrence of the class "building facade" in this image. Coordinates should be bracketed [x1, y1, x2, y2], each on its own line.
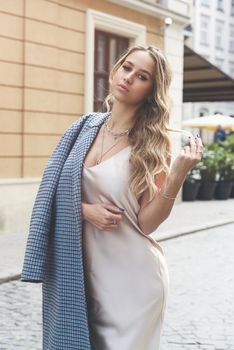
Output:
[0, 0, 191, 234]
[184, 0, 234, 120]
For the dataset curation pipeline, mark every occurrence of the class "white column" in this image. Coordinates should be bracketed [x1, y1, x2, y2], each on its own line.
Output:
[164, 21, 185, 152]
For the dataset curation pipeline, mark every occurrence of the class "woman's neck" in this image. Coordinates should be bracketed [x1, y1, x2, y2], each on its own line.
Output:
[109, 101, 138, 131]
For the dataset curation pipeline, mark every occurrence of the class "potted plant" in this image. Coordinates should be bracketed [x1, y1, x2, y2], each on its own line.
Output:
[182, 167, 201, 201]
[214, 145, 234, 200]
[219, 134, 234, 198]
[197, 148, 219, 200]
[230, 181, 234, 198]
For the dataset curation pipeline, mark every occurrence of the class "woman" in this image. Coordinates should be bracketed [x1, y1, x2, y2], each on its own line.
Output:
[22, 45, 203, 350]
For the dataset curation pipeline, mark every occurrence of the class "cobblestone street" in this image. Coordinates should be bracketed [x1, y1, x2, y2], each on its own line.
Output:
[0, 223, 233, 350]
[0, 281, 42, 350]
[160, 223, 234, 350]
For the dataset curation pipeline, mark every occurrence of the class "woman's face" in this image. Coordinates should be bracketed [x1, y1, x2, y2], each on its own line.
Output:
[111, 50, 155, 107]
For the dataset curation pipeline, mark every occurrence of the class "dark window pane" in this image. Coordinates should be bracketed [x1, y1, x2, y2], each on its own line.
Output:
[109, 38, 117, 71]
[94, 31, 129, 111]
[96, 77, 107, 100]
[96, 33, 106, 71]
[117, 39, 128, 58]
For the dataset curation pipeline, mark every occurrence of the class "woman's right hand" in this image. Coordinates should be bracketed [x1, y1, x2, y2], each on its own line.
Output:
[82, 202, 123, 231]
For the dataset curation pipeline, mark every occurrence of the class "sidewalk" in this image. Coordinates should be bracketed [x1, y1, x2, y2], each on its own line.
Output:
[0, 199, 233, 283]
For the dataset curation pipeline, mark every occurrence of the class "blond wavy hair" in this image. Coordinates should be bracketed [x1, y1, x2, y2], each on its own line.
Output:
[104, 45, 172, 203]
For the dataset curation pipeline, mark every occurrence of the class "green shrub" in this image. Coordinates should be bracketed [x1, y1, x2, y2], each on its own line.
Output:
[184, 135, 234, 183]
[197, 148, 219, 181]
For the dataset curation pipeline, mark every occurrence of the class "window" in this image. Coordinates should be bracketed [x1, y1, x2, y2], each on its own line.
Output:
[232, 0, 234, 16]
[230, 26, 234, 52]
[94, 31, 129, 111]
[217, 0, 224, 11]
[215, 58, 224, 69]
[200, 16, 210, 46]
[215, 20, 224, 50]
[201, 0, 209, 6]
[229, 61, 234, 77]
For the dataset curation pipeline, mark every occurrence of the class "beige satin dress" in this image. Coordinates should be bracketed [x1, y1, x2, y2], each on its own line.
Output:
[81, 145, 169, 350]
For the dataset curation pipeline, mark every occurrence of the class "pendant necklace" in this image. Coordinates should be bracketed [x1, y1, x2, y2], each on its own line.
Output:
[96, 115, 130, 165]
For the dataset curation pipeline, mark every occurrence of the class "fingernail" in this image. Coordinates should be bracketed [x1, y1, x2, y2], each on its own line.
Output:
[118, 207, 125, 212]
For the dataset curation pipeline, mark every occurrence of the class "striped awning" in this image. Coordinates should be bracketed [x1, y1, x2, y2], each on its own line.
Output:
[183, 45, 234, 102]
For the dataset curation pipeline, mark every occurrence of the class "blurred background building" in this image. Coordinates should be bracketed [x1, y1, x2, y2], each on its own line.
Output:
[184, 0, 234, 120]
[0, 0, 192, 234]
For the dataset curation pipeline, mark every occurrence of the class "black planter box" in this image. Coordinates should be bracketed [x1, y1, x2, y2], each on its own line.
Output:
[197, 180, 217, 200]
[214, 180, 234, 200]
[230, 183, 234, 198]
[182, 181, 201, 201]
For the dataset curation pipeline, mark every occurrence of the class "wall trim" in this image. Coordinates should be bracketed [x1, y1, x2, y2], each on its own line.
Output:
[85, 9, 146, 113]
[106, 0, 190, 23]
[0, 178, 41, 186]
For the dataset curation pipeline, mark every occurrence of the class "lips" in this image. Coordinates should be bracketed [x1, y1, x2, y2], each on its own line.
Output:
[117, 83, 129, 92]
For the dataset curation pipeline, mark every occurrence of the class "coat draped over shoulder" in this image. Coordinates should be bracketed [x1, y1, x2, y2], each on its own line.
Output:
[21, 112, 110, 350]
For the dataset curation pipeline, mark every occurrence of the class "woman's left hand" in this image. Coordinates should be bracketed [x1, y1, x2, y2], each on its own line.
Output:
[170, 135, 204, 180]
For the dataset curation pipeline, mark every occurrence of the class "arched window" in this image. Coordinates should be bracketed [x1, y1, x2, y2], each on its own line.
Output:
[199, 108, 209, 117]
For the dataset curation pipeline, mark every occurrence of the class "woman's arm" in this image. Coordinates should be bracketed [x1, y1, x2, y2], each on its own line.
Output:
[137, 171, 185, 235]
[138, 136, 203, 235]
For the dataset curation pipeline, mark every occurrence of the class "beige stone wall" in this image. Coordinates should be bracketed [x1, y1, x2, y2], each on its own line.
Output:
[0, 178, 39, 234]
[0, 0, 85, 178]
[0, 0, 163, 180]
[0, 0, 23, 178]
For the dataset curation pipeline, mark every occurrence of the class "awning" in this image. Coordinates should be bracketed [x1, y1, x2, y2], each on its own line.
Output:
[183, 45, 234, 102]
[182, 114, 234, 130]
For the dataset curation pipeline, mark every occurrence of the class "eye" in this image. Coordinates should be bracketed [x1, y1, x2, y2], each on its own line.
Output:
[138, 74, 147, 81]
[122, 65, 131, 71]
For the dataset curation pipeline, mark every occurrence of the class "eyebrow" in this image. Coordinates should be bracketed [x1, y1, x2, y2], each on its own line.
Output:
[124, 60, 152, 77]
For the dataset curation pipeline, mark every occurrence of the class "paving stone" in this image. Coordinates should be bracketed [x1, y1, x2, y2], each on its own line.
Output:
[160, 223, 234, 350]
[0, 223, 233, 349]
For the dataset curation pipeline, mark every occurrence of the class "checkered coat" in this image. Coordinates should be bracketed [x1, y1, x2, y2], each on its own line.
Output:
[21, 112, 110, 350]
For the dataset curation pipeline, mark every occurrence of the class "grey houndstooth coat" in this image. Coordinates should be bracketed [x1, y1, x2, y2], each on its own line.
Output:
[21, 112, 111, 350]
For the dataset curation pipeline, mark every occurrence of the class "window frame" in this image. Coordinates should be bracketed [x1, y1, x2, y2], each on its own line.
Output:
[217, 0, 224, 11]
[85, 9, 146, 113]
[201, 0, 209, 7]
[229, 26, 234, 53]
[231, 0, 234, 16]
[215, 20, 225, 50]
[200, 15, 210, 47]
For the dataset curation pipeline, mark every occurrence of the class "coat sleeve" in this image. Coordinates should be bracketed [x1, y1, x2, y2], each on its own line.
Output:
[21, 114, 90, 283]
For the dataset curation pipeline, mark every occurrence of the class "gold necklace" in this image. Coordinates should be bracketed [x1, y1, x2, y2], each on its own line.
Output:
[96, 117, 129, 165]
[105, 116, 130, 140]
